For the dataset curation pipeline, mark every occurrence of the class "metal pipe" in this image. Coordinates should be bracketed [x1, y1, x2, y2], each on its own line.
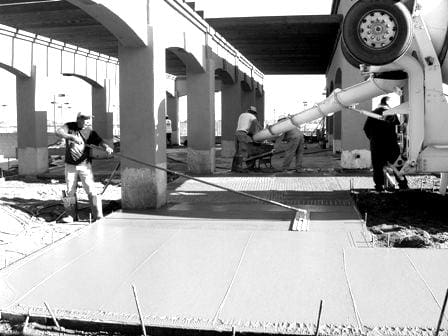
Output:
[131, 285, 147, 336]
[87, 145, 307, 216]
[314, 300, 323, 336]
[346, 106, 384, 120]
[434, 288, 448, 336]
[394, 55, 424, 170]
[44, 301, 61, 329]
[253, 77, 405, 142]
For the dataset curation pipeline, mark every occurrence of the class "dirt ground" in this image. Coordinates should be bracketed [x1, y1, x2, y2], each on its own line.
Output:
[0, 174, 122, 270]
[352, 187, 448, 248]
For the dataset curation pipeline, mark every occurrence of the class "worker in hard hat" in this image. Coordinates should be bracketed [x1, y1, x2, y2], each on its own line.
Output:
[231, 105, 262, 172]
[275, 115, 305, 172]
[363, 96, 408, 192]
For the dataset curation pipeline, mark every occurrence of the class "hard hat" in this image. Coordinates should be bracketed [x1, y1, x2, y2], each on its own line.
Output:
[77, 112, 91, 120]
[248, 105, 257, 113]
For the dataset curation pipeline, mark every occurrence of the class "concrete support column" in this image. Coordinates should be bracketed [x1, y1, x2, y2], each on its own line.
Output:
[186, 56, 215, 173]
[118, 27, 167, 210]
[92, 83, 113, 158]
[221, 81, 242, 157]
[241, 86, 252, 112]
[17, 67, 48, 175]
[326, 116, 334, 148]
[256, 93, 265, 127]
[333, 111, 342, 153]
[167, 93, 180, 146]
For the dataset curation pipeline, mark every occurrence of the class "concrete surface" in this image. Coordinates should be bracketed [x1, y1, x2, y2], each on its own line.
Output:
[1, 146, 447, 336]
[1, 201, 447, 335]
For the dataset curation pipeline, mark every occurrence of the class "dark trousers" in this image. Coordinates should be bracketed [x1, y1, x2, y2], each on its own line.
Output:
[370, 139, 407, 190]
[166, 133, 172, 145]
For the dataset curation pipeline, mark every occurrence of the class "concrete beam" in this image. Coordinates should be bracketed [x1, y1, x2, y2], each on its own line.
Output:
[67, 0, 148, 48]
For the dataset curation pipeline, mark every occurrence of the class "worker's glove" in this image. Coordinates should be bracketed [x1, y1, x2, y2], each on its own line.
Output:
[105, 146, 113, 156]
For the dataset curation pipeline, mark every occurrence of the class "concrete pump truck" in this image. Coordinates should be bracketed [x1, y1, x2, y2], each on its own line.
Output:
[253, 0, 448, 194]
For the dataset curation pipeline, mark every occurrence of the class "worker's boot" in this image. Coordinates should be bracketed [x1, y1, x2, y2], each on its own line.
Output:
[61, 194, 77, 223]
[231, 156, 247, 173]
[88, 194, 103, 222]
[397, 176, 409, 190]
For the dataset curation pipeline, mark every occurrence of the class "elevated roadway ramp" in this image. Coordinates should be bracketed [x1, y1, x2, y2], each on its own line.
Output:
[0, 177, 447, 336]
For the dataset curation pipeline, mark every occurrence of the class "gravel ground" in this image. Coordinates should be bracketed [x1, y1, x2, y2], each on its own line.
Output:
[352, 186, 448, 248]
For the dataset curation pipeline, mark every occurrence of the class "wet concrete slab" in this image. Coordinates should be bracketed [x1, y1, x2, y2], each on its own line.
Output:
[216, 232, 360, 327]
[344, 248, 448, 329]
[1, 214, 447, 334]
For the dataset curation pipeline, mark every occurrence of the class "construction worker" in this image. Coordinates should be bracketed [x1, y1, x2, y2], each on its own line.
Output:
[363, 96, 408, 192]
[275, 116, 305, 172]
[56, 112, 113, 222]
[231, 105, 262, 172]
[166, 115, 173, 146]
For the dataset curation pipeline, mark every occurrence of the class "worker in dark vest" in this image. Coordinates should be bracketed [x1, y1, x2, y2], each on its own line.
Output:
[363, 96, 408, 192]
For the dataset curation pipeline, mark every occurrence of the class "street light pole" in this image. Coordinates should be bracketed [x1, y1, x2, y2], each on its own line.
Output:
[51, 93, 66, 133]
[52, 95, 56, 133]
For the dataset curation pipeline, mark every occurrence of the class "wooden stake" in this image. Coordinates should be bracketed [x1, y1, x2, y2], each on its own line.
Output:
[22, 313, 30, 333]
[435, 288, 448, 336]
[132, 285, 147, 336]
[232, 326, 236, 336]
[44, 301, 60, 329]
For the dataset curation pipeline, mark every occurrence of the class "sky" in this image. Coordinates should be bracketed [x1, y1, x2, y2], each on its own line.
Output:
[0, 0, 333, 127]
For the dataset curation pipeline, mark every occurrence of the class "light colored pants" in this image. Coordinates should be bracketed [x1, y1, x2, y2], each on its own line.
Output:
[282, 135, 304, 170]
[65, 161, 96, 197]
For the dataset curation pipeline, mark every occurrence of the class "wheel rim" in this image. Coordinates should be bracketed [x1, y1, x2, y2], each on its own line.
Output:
[358, 10, 398, 50]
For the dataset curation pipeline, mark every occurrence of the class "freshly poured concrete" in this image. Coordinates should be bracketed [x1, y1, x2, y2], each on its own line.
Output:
[1, 203, 447, 335]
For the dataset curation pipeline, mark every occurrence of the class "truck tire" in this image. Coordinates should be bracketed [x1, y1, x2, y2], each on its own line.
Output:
[342, 0, 413, 66]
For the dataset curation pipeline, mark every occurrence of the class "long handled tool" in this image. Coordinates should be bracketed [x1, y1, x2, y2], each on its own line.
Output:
[89, 145, 309, 231]
[243, 149, 285, 162]
[100, 161, 121, 195]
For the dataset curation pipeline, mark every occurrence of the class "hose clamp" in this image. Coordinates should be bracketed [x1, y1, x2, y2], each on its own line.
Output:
[286, 115, 300, 128]
[333, 89, 349, 109]
[267, 125, 276, 136]
[314, 103, 326, 118]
